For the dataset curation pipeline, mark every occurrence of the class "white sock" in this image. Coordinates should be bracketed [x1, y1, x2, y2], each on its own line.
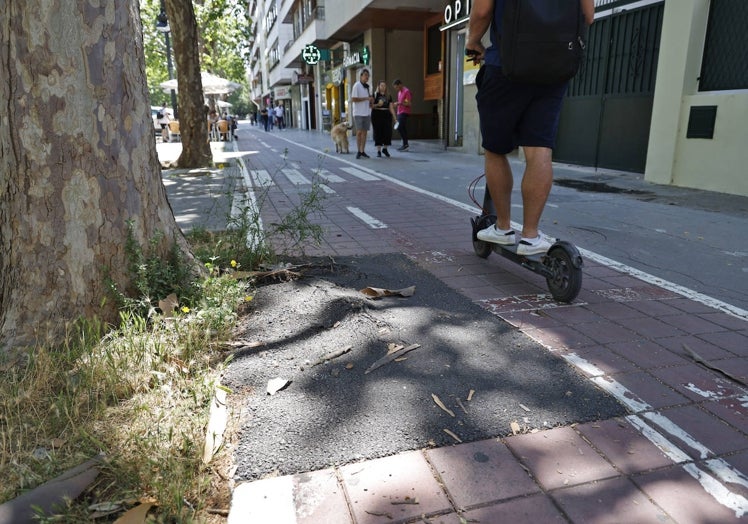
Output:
[494, 226, 514, 234]
[522, 235, 541, 244]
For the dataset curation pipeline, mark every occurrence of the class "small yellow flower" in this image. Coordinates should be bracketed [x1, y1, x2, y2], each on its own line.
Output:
[181, 306, 190, 313]
[244, 296, 253, 302]
[231, 260, 238, 268]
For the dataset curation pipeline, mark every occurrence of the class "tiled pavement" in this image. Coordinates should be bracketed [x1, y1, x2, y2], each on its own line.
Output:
[159, 128, 748, 523]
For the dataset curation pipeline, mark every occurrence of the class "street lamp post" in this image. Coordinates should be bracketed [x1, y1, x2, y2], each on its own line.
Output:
[156, 1, 178, 119]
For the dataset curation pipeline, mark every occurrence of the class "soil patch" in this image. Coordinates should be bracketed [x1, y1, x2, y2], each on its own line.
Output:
[224, 254, 625, 482]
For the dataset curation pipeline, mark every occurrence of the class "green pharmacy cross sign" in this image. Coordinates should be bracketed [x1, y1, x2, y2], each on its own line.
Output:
[302, 44, 321, 65]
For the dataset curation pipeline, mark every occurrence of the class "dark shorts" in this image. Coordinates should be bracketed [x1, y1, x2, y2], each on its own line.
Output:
[476, 65, 568, 154]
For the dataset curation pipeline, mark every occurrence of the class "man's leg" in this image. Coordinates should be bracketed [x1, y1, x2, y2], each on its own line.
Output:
[519, 146, 554, 239]
[484, 150, 513, 230]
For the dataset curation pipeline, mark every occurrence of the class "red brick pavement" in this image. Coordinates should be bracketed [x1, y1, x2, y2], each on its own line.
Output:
[220, 130, 748, 523]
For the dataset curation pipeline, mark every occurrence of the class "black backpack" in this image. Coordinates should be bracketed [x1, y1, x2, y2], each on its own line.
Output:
[499, 0, 587, 85]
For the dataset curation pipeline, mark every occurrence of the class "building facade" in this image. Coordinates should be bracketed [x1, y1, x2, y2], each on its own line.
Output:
[248, 0, 748, 197]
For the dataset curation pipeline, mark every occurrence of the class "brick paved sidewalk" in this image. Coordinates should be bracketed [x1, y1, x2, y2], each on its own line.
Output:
[159, 128, 748, 523]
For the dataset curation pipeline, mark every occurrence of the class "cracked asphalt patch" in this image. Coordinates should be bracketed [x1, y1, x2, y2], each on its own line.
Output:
[225, 254, 626, 482]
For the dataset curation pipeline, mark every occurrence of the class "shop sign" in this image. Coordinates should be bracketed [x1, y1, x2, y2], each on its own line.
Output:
[441, 0, 471, 31]
[273, 86, 291, 99]
[331, 67, 344, 86]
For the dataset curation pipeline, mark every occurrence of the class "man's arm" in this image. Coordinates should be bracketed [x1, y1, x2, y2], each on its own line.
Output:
[466, 0, 494, 60]
[581, 0, 594, 25]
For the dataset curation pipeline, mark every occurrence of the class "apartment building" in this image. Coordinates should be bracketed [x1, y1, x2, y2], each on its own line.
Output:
[249, 0, 748, 197]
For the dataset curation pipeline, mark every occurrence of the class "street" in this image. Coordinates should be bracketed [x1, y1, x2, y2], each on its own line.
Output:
[159, 125, 748, 523]
[211, 124, 748, 317]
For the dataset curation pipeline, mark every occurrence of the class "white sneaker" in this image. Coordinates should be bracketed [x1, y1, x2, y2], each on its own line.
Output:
[476, 225, 516, 245]
[517, 235, 552, 256]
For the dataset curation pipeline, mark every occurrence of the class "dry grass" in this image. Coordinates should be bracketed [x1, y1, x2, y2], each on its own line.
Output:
[0, 271, 250, 522]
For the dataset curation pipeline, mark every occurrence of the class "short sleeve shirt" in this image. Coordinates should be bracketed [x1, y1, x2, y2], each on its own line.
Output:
[351, 81, 371, 117]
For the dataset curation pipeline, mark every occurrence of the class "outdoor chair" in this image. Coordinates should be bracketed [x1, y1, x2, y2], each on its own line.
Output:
[167, 121, 181, 142]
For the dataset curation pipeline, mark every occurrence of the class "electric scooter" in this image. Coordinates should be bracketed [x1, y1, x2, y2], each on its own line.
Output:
[469, 175, 583, 303]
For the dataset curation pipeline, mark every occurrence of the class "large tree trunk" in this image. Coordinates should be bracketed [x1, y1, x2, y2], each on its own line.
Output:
[166, 0, 212, 168]
[0, 2, 192, 351]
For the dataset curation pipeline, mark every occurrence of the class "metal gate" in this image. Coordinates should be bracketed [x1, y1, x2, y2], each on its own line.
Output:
[554, 2, 664, 173]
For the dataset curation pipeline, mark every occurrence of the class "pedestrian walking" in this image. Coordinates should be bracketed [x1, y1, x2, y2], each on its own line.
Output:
[392, 79, 411, 151]
[157, 104, 171, 142]
[351, 68, 373, 159]
[371, 80, 396, 157]
[275, 102, 285, 130]
[466, 0, 594, 255]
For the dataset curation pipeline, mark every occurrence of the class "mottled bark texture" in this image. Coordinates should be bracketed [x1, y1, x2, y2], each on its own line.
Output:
[166, 0, 211, 168]
[0, 1, 190, 350]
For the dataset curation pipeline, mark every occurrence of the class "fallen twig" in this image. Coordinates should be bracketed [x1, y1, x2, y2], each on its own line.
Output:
[311, 346, 352, 367]
[364, 344, 421, 374]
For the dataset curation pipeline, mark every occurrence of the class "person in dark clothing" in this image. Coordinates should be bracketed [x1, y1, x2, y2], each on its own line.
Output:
[371, 81, 396, 157]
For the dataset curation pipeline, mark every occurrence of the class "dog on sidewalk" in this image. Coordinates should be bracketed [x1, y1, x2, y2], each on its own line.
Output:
[331, 122, 351, 154]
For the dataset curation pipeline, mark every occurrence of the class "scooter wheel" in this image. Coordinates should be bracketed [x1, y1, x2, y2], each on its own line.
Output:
[471, 215, 495, 259]
[544, 245, 583, 303]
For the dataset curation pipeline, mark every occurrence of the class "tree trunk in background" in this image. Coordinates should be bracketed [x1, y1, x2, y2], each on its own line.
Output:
[0, 1, 191, 351]
[166, 0, 212, 168]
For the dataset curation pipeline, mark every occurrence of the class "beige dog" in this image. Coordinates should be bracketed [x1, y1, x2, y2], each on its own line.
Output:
[331, 122, 350, 154]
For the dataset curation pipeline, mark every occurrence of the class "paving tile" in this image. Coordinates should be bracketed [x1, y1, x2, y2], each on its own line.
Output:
[659, 313, 729, 335]
[623, 299, 684, 318]
[522, 325, 596, 350]
[552, 476, 674, 523]
[606, 339, 688, 369]
[572, 321, 640, 344]
[645, 405, 748, 459]
[568, 346, 639, 375]
[634, 465, 748, 523]
[701, 396, 748, 434]
[588, 301, 644, 321]
[425, 438, 540, 509]
[655, 335, 735, 362]
[697, 330, 748, 357]
[228, 469, 352, 524]
[339, 451, 452, 523]
[541, 305, 604, 324]
[612, 371, 690, 410]
[576, 418, 675, 474]
[462, 493, 567, 523]
[699, 311, 748, 331]
[624, 315, 688, 339]
[668, 298, 721, 315]
[498, 309, 564, 330]
[504, 427, 619, 490]
[650, 364, 745, 403]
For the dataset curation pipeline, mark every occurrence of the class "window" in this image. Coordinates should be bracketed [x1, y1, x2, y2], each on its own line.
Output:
[699, 0, 748, 91]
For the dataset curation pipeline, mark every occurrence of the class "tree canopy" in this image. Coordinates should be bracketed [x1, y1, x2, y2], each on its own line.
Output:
[141, 0, 250, 110]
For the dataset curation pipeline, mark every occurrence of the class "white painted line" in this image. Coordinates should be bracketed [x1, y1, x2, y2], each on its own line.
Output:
[315, 169, 346, 183]
[561, 352, 606, 377]
[282, 168, 311, 185]
[642, 411, 713, 460]
[683, 463, 748, 518]
[346, 206, 387, 229]
[250, 169, 273, 187]
[319, 184, 336, 195]
[340, 167, 381, 181]
[235, 154, 265, 252]
[626, 415, 691, 463]
[591, 376, 652, 414]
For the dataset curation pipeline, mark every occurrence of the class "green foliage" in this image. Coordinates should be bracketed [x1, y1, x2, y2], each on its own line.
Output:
[108, 220, 198, 318]
[140, 0, 250, 107]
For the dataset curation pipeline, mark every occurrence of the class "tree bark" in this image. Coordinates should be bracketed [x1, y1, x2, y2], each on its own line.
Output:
[166, 0, 212, 168]
[0, 1, 192, 351]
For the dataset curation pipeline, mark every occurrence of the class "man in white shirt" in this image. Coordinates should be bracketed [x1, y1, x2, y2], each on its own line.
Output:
[350, 68, 373, 159]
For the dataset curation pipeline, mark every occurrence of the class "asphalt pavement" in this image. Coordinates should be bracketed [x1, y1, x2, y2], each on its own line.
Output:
[158, 125, 748, 523]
